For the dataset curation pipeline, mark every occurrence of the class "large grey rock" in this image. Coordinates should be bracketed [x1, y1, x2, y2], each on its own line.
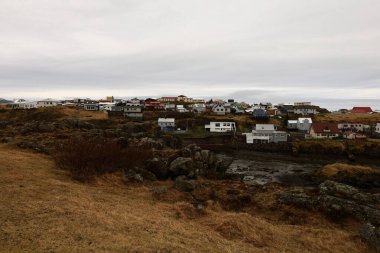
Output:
[279, 181, 380, 225]
[168, 157, 194, 177]
[360, 223, 380, 252]
[320, 180, 379, 206]
[38, 123, 55, 132]
[0, 121, 9, 129]
[174, 175, 197, 192]
[319, 180, 359, 197]
[145, 158, 168, 179]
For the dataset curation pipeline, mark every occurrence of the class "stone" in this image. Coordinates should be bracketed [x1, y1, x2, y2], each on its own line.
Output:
[168, 157, 194, 177]
[359, 223, 380, 252]
[145, 158, 168, 180]
[174, 176, 197, 192]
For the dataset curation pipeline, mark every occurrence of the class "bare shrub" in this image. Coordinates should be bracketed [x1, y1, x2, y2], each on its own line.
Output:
[54, 137, 153, 182]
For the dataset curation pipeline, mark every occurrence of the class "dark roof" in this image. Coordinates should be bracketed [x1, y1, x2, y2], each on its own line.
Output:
[311, 122, 339, 134]
[351, 107, 373, 113]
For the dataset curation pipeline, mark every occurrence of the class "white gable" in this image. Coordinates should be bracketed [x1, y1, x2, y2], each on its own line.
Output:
[255, 124, 275, 131]
[298, 118, 312, 123]
[158, 118, 175, 123]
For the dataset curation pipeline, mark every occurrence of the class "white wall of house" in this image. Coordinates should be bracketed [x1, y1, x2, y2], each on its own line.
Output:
[376, 123, 380, 133]
[297, 118, 312, 131]
[84, 104, 99, 111]
[244, 124, 287, 143]
[158, 118, 175, 129]
[338, 123, 366, 132]
[37, 99, 59, 108]
[213, 105, 226, 115]
[309, 128, 339, 139]
[294, 108, 316, 115]
[205, 122, 236, 133]
[287, 120, 297, 130]
[124, 105, 142, 113]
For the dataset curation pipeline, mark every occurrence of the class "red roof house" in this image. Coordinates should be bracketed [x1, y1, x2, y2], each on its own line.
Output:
[351, 107, 373, 113]
[309, 122, 340, 139]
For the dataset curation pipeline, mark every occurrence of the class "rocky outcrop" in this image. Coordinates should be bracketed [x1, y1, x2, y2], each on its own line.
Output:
[16, 141, 49, 154]
[278, 180, 380, 225]
[145, 158, 168, 180]
[169, 157, 195, 177]
[360, 223, 380, 252]
[123, 167, 157, 183]
[174, 175, 198, 192]
[0, 120, 9, 129]
[167, 145, 234, 180]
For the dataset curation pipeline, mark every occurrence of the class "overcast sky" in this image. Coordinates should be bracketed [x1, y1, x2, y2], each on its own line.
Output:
[0, 0, 379, 109]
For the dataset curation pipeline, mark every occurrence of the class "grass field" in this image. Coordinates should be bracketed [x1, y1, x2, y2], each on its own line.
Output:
[316, 112, 380, 124]
[0, 144, 370, 252]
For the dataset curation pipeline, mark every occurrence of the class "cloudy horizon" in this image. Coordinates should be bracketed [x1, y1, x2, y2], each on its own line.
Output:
[0, 0, 379, 110]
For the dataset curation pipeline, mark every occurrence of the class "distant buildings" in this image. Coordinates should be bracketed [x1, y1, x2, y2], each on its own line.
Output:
[293, 105, 317, 116]
[338, 123, 369, 132]
[212, 105, 226, 115]
[252, 108, 268, 119]
[243, 124, 287, 144]
[287, 120, 298, 130]
[205, 122, 236, 133]
[351, 107, 373, 113]
[297, 118, 313, 132]
[124, 104, 143, 119]
[158, 118, 175, 131]
[144, 101, 164, 111]
[309, 122, 339, 139]
[84, 104, 99, 111]
[36, 99, 60, 108]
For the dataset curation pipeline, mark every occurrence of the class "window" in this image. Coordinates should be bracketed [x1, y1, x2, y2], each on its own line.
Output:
[215, 123, 220, 127]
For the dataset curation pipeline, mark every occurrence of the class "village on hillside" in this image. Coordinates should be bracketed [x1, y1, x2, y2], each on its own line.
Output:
[2, 95, 380, 144]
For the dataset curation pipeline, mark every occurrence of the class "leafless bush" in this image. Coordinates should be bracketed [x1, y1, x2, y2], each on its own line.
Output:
[54, 137, 153, 182]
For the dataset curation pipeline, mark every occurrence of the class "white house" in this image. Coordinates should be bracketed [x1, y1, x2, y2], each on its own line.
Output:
[84, 104, 99, 111]
[243, 124, 287, 144]
[212, 105, 226, 115]
[176, 105, 188, 113]
[37, 99, 60, 108]
[309, 122, 339, 139]
[376, 123, 380, 133]
[192, 103, 206, 113]
[158, 118, 175, 131]
[99, 103, 116, 111]
[287, 120, 298, 130]
[10, 101, 37, 109]
[293, 106, 317, 116]
[164, 104, 176, 111]
[177, 95, 193, 103]
[297, 118, 313, 132]
[205, 122, 236, 133]
[124, 104, 143, 119]
[338, 123, 368, 132]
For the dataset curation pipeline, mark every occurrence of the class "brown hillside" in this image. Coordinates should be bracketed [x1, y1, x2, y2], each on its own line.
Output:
[0, 144, 369, 253]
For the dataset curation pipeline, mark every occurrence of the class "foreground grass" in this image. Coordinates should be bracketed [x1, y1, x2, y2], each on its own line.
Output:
[0, 144, 369, 253]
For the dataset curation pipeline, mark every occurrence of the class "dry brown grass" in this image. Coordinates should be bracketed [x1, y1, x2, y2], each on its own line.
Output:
[316, 113, 380, 124]
[61, 106, 108, 120]
[0, 144, 369, 253]
[319, 163, 375, 177]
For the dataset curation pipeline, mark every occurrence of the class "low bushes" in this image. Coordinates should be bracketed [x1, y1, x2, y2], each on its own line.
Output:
[293, 140, 345, 155]
[54, 137, 153, 182]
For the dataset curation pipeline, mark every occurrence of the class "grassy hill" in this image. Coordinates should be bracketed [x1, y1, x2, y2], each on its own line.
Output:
[0, 144, 369, 252]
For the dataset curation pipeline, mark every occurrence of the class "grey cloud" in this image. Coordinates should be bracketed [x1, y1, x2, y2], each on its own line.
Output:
[0, 0, 379, 109]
